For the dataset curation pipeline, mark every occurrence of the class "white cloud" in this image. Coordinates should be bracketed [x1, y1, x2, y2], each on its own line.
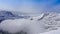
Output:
[0, 18, 46, 34]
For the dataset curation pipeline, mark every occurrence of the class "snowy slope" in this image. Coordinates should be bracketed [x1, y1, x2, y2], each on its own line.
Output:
[40, 12, 60, 31]
[30, 13, 44, 20]
[30, 12, 60, 33]
[0, 12, 60, 34]
[39, 28, 60, 34]
[30, 13, 49, 20]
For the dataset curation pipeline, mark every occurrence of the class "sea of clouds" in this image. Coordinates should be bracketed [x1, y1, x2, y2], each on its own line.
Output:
[0, 18, 46, 34]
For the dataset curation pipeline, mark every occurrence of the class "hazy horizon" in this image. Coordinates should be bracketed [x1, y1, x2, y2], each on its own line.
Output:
[0, 0, 60, 14]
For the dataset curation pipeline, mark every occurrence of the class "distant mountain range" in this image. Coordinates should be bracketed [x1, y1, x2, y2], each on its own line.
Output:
[0, 10, 30, 23]
[0, 10, 60, 34]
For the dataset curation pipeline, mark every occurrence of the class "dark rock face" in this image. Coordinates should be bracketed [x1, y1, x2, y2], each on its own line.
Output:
[0, 11, 14, 17]
[0, 11, 30, 23]
[0, 11, 15, 22]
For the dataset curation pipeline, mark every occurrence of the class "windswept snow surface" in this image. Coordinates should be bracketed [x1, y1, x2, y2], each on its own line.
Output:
[0, 12, 60, 34]
[39, 29, 60, 34]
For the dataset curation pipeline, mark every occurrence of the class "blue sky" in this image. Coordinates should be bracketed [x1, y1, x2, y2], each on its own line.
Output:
[0, 0, 60, 14]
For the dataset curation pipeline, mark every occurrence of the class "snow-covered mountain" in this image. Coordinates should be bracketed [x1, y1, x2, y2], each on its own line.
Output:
[0, 11, 30, 23]
[29, 12, 60, 34]
[30, 13, 49, 20]
[0, 12, 60, 34]
[32, 12, 60, 29]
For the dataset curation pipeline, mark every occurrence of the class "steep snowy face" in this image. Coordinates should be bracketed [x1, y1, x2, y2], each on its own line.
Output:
[30, 13, 49, 21]
[30, 13, 45, 20]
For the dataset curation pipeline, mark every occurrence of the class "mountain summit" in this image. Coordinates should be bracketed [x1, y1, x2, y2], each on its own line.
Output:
[0, 11, 30, 23]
